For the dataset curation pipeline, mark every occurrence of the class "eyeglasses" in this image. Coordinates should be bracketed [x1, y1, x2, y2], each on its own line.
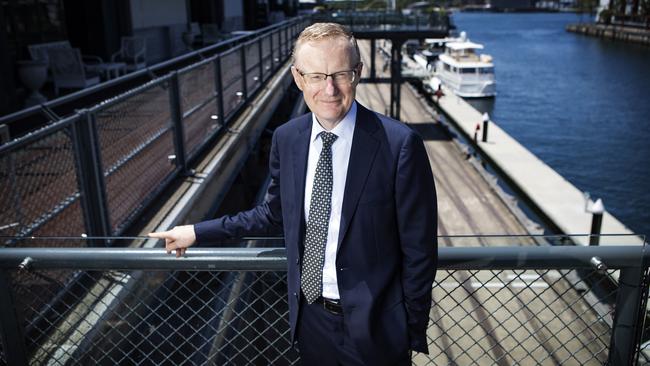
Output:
[295, 64, 360, 86]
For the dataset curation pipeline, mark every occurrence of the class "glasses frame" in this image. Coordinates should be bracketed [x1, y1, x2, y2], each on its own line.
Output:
[294, 63, 362, 86]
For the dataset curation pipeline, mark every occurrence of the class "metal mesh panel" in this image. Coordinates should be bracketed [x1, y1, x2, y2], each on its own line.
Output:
[179, 59, 221, 159]
[422, 269, 616, 365]
[7, 269, 298, 365]
[245, 41, 262, 96]
[2, 264, 623, 365]
[220, 49, 244, 119]
[93, 80, 176, 235]
[179, 59, 216, 114]
[183, 101, 221, 159]
[0, 122, 86, 241]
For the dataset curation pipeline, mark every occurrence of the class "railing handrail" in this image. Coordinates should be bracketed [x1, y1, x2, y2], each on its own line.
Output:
[0, 245, 647, 271]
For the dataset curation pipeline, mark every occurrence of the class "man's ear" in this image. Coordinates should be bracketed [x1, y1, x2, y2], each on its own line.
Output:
[291, 66, 304, 91]
[355, 62, 364, 85]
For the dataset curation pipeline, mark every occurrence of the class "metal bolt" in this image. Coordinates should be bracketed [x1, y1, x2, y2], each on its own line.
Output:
[19, 257, 33, 271]
[590, 256, 607, 274]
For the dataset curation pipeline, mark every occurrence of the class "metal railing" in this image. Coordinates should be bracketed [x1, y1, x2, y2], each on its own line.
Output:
[312, 11, 450, 32]
[0, 18, 309, 138]
[0, 18, 310, 243]
[0, 243, 649, 365]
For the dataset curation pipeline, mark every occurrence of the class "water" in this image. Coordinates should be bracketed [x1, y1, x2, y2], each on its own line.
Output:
[452, 12, 650, 238]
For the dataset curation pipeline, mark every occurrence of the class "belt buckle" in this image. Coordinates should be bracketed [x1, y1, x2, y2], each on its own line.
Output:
[322, 298, 342, 316]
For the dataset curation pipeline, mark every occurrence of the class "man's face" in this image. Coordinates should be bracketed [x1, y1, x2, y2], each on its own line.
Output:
[291, 38, 362, 127]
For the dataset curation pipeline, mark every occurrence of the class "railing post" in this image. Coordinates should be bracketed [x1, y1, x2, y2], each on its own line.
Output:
[370, 39, 376, 80]
[482, 112, 489, 143]
[168, 72, 188, 174]
[71, 111, 111, 244]
[240, 45, 248, 101]
[390, 40, 403, 121]
[258, 37, 264, 84]
[608, 266, 647, 365]
[269, 31, 275, 72]
[214, 55, 225, 126]
[588, 198, 605, 246]
[0, 270, 28, 366]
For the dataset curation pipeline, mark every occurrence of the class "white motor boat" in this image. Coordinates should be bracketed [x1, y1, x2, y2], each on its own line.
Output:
[434, 32, 496, 98]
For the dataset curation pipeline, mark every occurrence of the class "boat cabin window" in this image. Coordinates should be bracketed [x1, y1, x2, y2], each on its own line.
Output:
[479, 67, 495, 74]
[461, 68, 476, 74]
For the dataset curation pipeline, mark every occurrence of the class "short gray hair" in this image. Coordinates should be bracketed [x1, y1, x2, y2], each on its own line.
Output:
[292, 22, 361, 65]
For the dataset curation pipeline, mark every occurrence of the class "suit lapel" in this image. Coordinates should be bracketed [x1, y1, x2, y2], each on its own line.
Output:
[292, 114, 312, 248]
[337, 104, 380, 250]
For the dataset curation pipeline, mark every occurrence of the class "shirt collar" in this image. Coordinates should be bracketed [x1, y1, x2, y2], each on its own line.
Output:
[310, 101, 357, 143]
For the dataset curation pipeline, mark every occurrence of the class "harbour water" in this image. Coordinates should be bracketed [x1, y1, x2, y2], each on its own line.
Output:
[452, 12, 650, 238]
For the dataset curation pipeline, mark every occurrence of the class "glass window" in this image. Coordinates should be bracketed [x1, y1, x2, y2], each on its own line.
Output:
[479, 67, 495, 74]
[461, 68, 476, 74]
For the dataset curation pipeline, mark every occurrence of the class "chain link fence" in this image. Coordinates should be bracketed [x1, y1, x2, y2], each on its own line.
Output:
[0, 117, 87, 241]
[0, 245, 647, 365]
[424, 268, 614, 365]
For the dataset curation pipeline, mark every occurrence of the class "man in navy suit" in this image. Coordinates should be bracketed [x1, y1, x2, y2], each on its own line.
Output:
[150, 22, 437, 366]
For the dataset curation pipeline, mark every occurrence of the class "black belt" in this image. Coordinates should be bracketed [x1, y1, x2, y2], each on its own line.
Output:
[317, 297, 343, 316]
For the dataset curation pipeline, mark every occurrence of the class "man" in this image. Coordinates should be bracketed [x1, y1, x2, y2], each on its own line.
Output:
[150, 22, 437, 366]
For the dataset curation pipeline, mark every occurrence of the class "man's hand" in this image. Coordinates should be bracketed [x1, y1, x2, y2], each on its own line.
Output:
[148, 225, 196, 257]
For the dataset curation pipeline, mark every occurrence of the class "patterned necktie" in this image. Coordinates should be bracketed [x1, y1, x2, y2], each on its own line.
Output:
[301, 131, 338, 304]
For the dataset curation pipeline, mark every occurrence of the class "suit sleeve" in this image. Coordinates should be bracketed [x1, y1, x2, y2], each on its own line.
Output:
[395, 131, 438, 354]
[194, 130, 283, 243]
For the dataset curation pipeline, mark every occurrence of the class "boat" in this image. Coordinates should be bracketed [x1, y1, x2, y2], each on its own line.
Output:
[431, 32, 496, 98]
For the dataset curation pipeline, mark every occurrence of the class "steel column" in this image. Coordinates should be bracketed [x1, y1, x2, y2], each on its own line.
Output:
[168, 72, 187, 174]
[609, 266, 647, 364]
[258, 38, 264, 84]
[390, 40, 403, 121]
[214, 55, 225, 126]
[0, 270, 28, 365]
[71, 111, 110, 244]
[240, 46, 248, 100]
[370, 39, 376, 79]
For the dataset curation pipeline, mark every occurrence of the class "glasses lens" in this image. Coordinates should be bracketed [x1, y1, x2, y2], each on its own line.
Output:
[332, 71, 354, 84]
[301, 70, 356, 85]
[304, 73, 326, 84]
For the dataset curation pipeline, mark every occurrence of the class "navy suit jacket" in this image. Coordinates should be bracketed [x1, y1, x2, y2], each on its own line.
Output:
[195, 102, 437, 365]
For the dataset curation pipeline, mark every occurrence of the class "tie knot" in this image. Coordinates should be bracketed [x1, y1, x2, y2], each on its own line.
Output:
[320, 131, 338, 149]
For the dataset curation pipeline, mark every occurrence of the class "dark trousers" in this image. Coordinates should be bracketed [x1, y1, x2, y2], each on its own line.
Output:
[296, 299, 411, 366]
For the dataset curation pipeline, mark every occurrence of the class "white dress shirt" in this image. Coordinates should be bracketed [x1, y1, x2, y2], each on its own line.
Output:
[304, 102, 357, 300]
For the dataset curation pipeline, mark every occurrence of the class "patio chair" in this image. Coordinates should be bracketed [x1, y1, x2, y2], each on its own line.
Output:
[182, 22, 202, 49]
[28, 41, 105, 81]
[111, 36, 147, 72]
[201, 24, 223, 45]
[47, 48, 100, 95]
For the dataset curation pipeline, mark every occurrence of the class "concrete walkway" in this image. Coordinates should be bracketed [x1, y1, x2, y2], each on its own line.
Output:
[434, 86, 641, 246]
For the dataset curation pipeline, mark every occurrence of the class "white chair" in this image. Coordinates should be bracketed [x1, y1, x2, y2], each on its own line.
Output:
[111, 37, 147, 72]
[46, 48, 100, 95]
